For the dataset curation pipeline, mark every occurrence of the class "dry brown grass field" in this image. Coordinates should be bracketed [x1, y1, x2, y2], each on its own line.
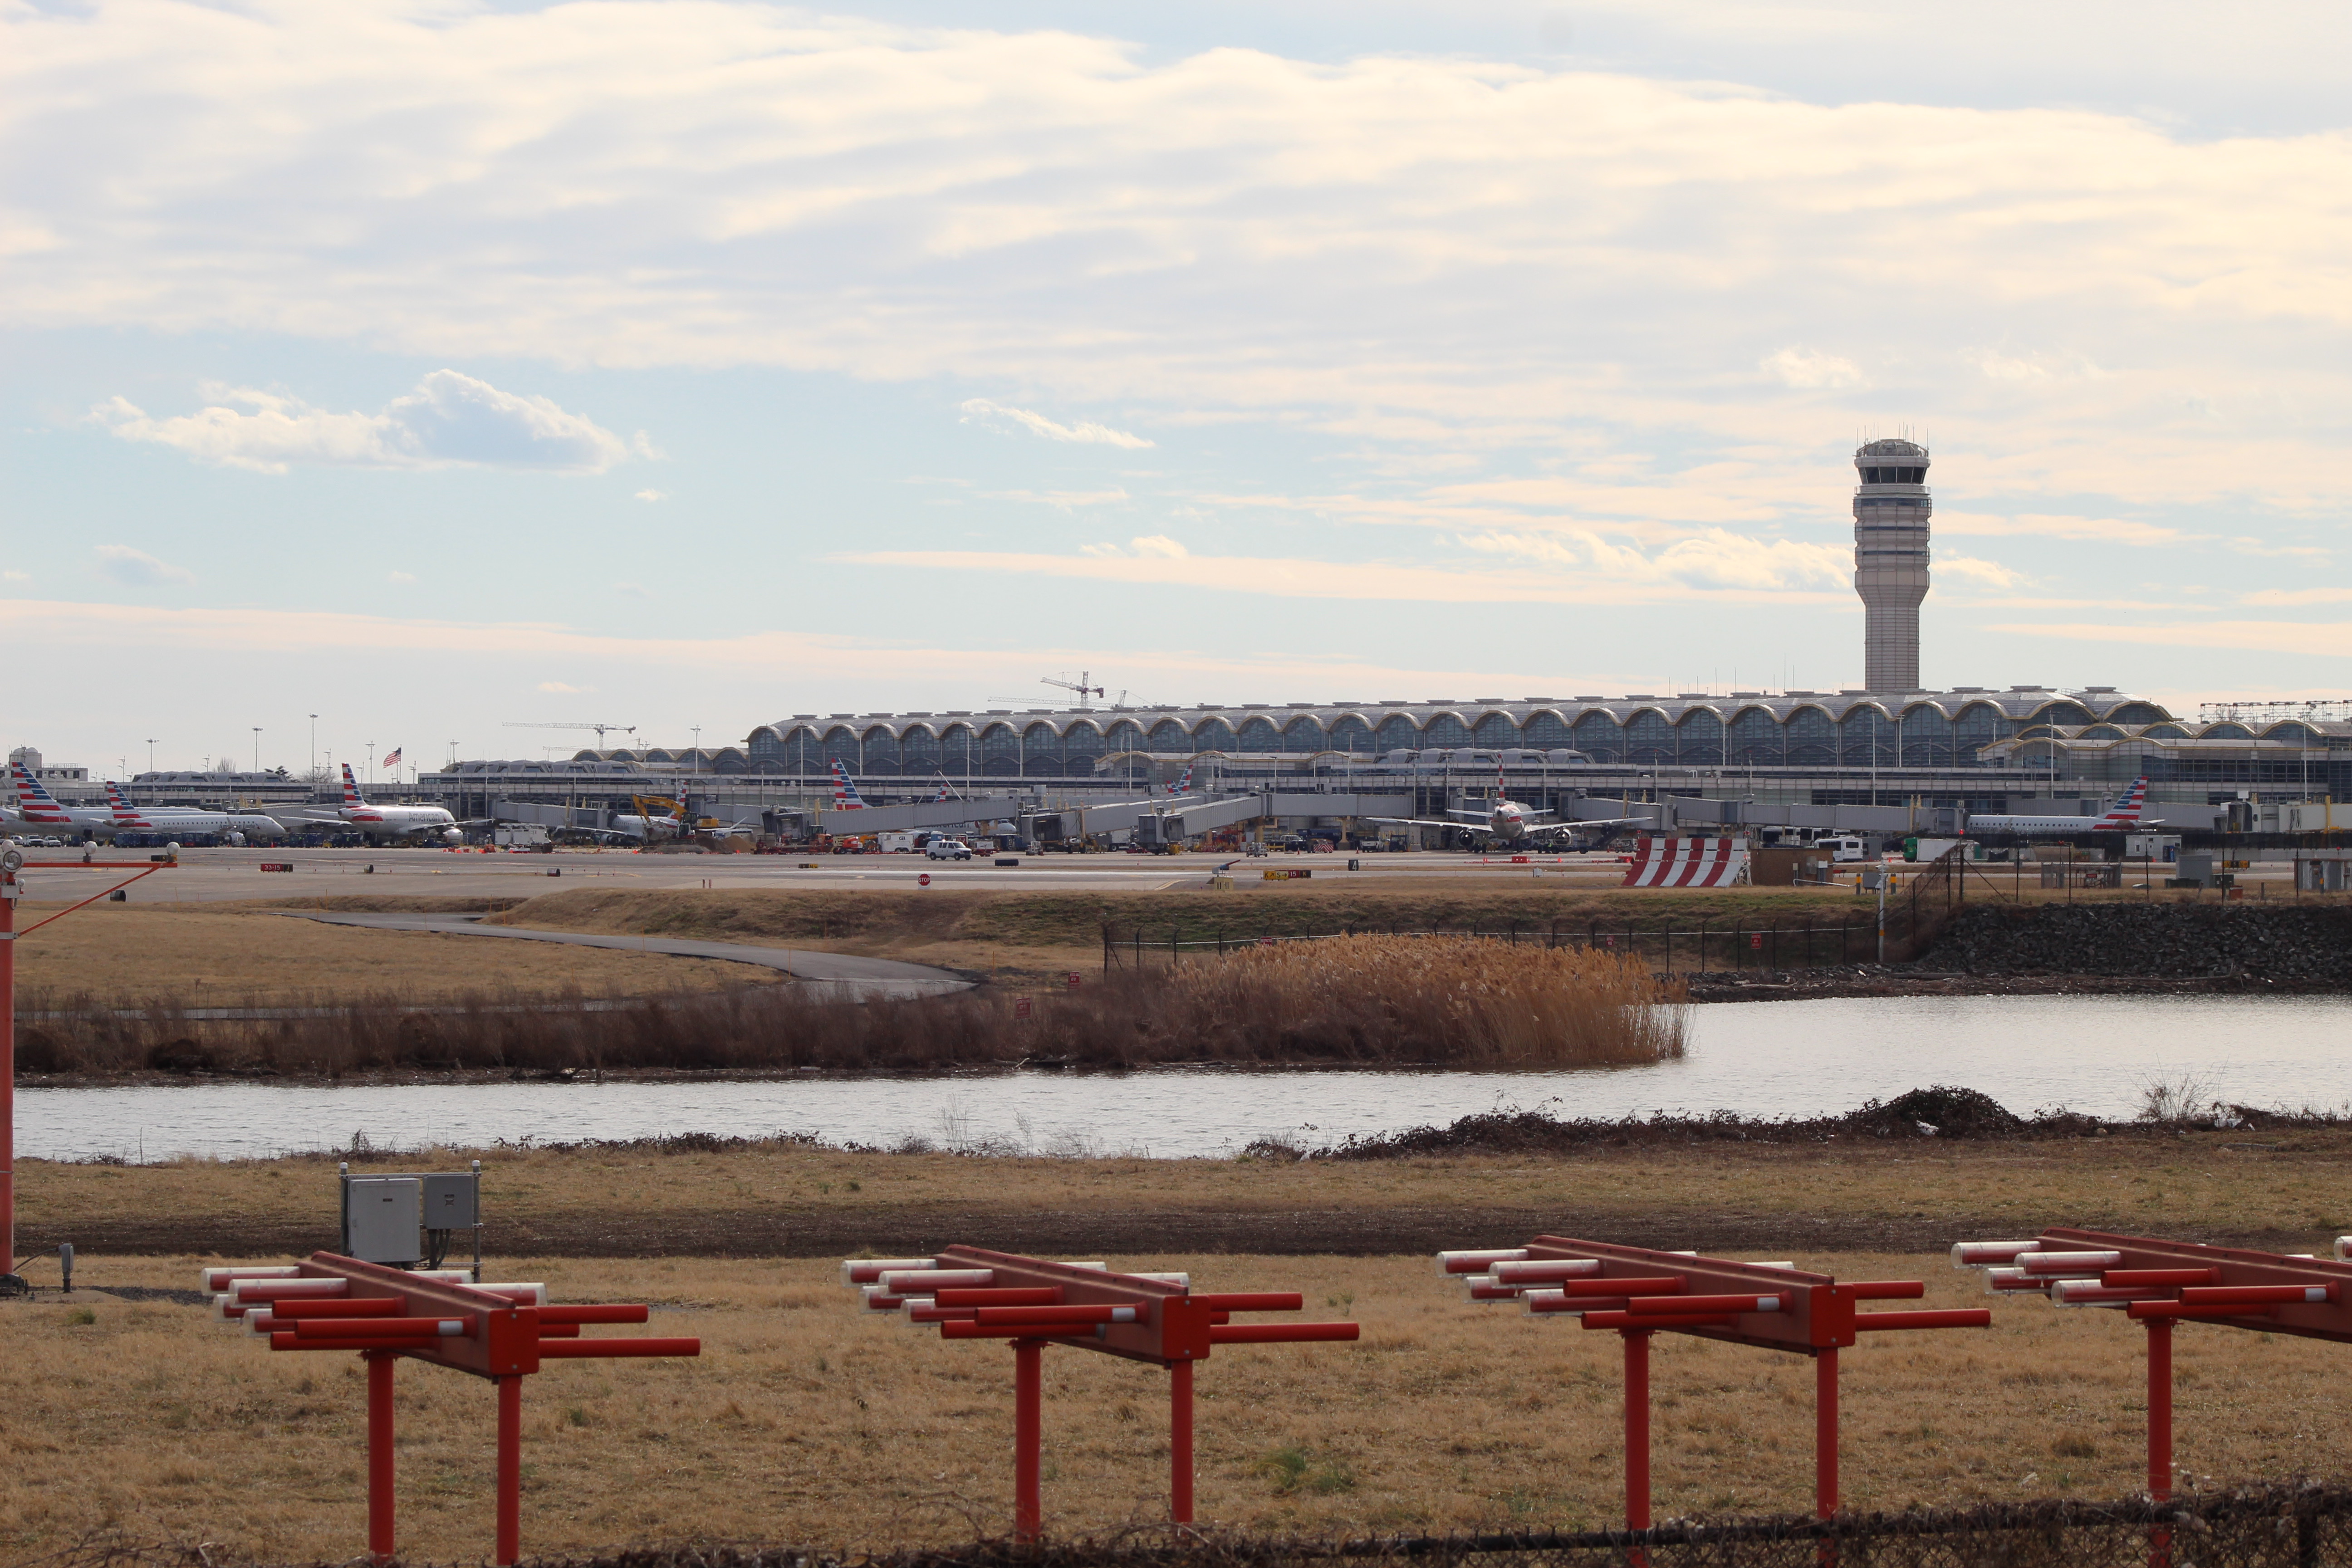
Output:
[5, 1249, 2346, 1564]
[19, 1131, 2348, 1261]
[10, 903, 778, 1004]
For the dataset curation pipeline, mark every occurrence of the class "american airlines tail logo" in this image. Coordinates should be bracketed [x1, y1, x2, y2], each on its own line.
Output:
[2092, 778, 2151, 828]
[1166, 766, 1193, 797]
[14, 763, 72, 821]
[829, 758, 867, 808]
[342, 763, 367, 807]
[105, 781, 151, 825]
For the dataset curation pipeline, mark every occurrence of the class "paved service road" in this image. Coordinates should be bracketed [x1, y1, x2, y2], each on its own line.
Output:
[282, 911, 975, 999]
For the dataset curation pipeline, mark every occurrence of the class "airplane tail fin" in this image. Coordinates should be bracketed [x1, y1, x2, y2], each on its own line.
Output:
[2093, 776, 2151, 827]
[342, 762, 366, 807]
[1167, 765, 1193, 797]
[829, 758, 867, 808]
[14, 763, 71, 821]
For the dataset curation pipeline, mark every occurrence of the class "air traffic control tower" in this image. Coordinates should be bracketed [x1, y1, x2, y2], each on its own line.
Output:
[1852, 437, 1931, 691]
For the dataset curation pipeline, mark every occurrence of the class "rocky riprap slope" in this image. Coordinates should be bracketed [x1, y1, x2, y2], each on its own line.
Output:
[1924, 902, 2352, 983]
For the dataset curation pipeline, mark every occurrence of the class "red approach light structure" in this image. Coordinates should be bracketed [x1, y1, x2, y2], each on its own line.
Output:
[843, 1245, 1360, 1539]
[1952, 1226, 2352, 1563]
[1, 852, 174, 1287]
[210, 1252, 700, 1566]
[1438, 1236, 1989, 1536]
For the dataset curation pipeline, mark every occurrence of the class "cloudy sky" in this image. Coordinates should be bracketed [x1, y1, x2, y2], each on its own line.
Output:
[6, 0, 2350, 776]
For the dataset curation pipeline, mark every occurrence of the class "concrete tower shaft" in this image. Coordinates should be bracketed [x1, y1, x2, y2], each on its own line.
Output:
[1852, 438, 1930, 692]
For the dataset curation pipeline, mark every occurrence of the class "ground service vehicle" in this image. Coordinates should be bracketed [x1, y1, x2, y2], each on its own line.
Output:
[926, 837, 974, 861]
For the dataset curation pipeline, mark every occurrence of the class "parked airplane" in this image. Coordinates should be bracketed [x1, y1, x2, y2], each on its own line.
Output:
[9, 764, 118, 838]
[1369, 762, 1648, 846]
[340, 764, 465, 843]
[1964, 777, 2159, 836]
[830, 759, 867, 809]
[1165, 765, 1194, 798]
[103, 782, 287, 844]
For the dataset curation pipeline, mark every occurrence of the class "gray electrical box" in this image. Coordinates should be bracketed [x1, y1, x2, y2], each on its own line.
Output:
[422, 1173, 478, 1228]
[343, 1176, 424, 1264]
[338, 1161, 484, 1277]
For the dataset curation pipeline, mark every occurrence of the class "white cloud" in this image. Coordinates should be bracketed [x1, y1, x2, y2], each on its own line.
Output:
[960, 400, 1153, 449]
[1762, 348, 1865, 390]
[0, 571, 28, 584]
[537, 681, 593, 693]
[634, 489, 666, 502]
[387, 570, 416, 584]
[1460, 528, 1848, 592]
[1080, 534, 1190, 559]
[91, 372, 629, 474]
[615, 583, 650, 600]
[93, 544, 192, 586]
[987, 488, 1130, 510]
[1936, 554, 2026, 589]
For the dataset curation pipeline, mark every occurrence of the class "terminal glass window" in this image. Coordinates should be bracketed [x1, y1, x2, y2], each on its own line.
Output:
[2201, 722, 2253, 740]
[1421, 713, 1472, 748]
[2038, 701, 2096, 728]
[860, 727, 902, 773]
[1573, 710, 1624, 763]
[1326, 715, 1374, 752]
[747, 729, 789, 770]
[1898, 706, 1953, 767]
[1674, 709, 1724, 765]
[1472, 713, 1518, 749]
[1148, 720, 1189, 751]
[979, 723, 1020, 776]
[2103, 702, 2170, 725]
[1022, 722, 1063, 777]
[1192, 718, 1236, 750]
[1951, 703, 2009, 761]
[2265, 723, 2321, 745]
[1102, 720, 1145, 752]
[1372, 714, 1419, 750]
[1520, 710, 1572, 749]
[1282, 716, 1325, 751]
[1725, 708, 1779, 766]
[820, 727, 860, 771]
[938, 725, 975, 775]
[1061, 721, 1106, 776]
[1839, 709, 1893, 768]
[1784, 706, 1835, 766]
[1236, 716, 1282, 752]
[1624, 709, 1673, 764]
[898, 726, 940, 773]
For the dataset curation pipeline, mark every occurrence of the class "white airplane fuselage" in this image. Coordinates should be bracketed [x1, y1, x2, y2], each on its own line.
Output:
[343, 803, 462, 842]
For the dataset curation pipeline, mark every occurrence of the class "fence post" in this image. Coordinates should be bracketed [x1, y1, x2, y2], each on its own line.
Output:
[1015, 1338, 1044, 1542]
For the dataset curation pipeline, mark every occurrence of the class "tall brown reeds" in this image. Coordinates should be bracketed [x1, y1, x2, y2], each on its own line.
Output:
[14, 936, 1681, 1079]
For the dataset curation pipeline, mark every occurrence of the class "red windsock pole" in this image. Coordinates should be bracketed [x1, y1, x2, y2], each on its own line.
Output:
[1170, 1359, 1195, 1525]
[367, 1352, 396, 1564]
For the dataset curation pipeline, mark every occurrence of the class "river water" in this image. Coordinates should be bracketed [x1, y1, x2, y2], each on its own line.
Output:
[20, 994, 2349, 1163]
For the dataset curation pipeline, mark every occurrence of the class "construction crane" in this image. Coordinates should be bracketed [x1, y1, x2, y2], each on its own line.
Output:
[501, 720, 641, 748]
[1040, 671, 1105, 710]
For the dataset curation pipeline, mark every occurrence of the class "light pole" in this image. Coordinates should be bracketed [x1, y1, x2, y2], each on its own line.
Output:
[145, 738, 157, 775]
[252, 727, 261, 772]
[310, 714, 318, 781]
[691, 726, 701, 775]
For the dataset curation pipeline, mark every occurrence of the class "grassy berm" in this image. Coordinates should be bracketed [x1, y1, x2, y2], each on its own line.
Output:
[11, 1118, 2347, 1558]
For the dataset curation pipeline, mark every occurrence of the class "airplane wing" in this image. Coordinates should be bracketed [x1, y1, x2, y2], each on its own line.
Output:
[1365, 816, 1497, 833]
[1522, 815, 1651, 836]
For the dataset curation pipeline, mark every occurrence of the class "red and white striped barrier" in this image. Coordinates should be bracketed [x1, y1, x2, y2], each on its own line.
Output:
[1621, 836, 1749, 888]
[211, 1252, 697, 1567]
[842, 1245, 1356, 1538]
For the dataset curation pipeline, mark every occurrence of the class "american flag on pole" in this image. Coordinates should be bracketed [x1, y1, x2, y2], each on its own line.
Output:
[383, 747, 403, 769]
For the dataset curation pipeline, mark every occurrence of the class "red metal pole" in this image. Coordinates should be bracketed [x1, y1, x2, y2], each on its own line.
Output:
[1, 888, 14, 1280]
[1623, 1328, 1652, 1536]
[1014, 1339, 1043, 1542]
[367, 1351, 396, 1564]
[1815, 1347, 1838, 1519]
[495, 1374, 521, 1567]
[2147, 1318, 2173, 1568]
[1170, 1358, 1195, 1525]
[2145, 1318, 2172, 1500]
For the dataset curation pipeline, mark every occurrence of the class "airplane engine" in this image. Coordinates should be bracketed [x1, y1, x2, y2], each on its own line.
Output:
[441, 827, 463, 845]
[226, 831, 246, 847]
